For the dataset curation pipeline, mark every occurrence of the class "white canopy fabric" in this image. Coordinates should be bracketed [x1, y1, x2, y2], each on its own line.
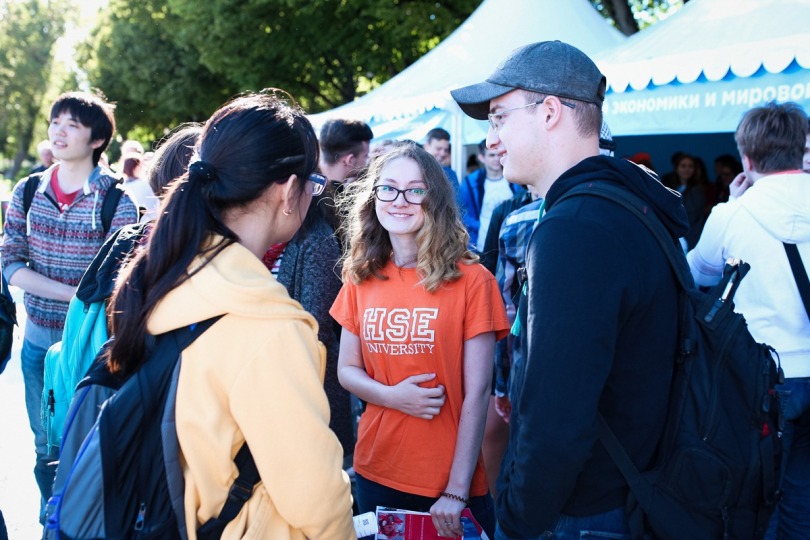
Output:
[595, 0, 810, 135]
[308, 0, 625, 173]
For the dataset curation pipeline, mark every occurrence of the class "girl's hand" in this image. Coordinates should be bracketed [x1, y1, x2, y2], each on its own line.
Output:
[387, 373, 446, 419]
[495, 395, 511, 423]
[430, 495, 465, 538]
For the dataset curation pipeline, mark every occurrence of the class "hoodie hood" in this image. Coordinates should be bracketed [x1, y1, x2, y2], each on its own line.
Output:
[147, 238, 316, 336]
[86, 165, 121, 193]
[76, 222, 151, 304]
[545, 155, 690, 239]
[737, 172, 810, 243]
[35, 164, 120, 195]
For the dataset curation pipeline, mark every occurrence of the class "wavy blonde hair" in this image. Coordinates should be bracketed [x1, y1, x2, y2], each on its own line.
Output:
[339, 142, 477, 293]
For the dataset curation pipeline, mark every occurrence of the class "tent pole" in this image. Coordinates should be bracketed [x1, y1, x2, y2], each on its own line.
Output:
[450, 102, 465, 185]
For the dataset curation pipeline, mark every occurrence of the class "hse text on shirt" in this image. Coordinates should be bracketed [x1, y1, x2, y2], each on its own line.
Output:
[362, 307, 438, 355]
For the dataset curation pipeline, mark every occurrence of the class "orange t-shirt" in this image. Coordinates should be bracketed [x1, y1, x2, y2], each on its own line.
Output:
[330, 261, 510, 498]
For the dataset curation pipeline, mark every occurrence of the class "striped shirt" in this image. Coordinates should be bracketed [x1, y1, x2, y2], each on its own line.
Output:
[1, 165, 139, 341]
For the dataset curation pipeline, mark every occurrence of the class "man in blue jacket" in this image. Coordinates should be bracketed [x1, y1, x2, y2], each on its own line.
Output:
[452, 41, 688, 539]
[458, 139, 523, 253]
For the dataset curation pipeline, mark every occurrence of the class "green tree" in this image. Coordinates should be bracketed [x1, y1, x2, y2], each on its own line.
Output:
[80, 0, 480, 138]
[0, 0, 68, 178]
[591, 0, 685, 35]
[80, 0, 235, 140]
[82, 0, 687, 140]
[164, 0, 479, 112]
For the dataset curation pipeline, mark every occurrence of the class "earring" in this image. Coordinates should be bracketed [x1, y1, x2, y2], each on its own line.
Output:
[283, 208, 292, 216]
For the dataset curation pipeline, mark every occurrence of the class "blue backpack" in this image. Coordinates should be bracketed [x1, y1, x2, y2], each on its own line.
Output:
[41, 223, 148, 452]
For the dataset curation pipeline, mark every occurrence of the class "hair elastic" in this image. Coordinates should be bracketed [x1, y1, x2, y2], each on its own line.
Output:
[189, 160, 217, 182]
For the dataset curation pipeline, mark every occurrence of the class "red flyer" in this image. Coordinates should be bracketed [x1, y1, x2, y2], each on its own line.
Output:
[375, 506, 489, 540]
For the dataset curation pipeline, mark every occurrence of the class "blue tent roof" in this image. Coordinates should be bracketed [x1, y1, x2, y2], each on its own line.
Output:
[595, 0, 810, 135]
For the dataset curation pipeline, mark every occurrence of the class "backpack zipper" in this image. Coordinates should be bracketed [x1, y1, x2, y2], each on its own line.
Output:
[134, 502, 146, 531]
[701, 315, 742, 440]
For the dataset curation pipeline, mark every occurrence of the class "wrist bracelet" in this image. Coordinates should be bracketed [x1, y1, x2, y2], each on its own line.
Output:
[440, 491, 470, 505]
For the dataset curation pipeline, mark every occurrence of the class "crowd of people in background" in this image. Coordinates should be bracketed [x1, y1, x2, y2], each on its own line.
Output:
[0, 39, 808, 540]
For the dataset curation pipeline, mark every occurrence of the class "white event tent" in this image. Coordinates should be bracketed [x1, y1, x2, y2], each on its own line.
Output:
[594, 0, 810, 136]
[308, 0, 625, 174]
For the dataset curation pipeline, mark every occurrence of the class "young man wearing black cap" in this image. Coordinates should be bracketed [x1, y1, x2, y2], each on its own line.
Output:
[451, 41, 688, 539]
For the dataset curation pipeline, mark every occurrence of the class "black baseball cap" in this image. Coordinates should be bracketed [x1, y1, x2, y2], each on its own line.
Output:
[451, 41, 606, 120]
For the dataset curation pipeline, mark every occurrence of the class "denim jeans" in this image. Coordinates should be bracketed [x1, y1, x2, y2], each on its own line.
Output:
[765, 377, 810, 540]
[20, 338, 58, 523]
[495, 507, 631, 540]
[355, 473, 496, 539]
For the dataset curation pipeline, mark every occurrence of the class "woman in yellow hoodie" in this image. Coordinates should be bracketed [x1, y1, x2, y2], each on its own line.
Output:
[104, 92, 355, 540]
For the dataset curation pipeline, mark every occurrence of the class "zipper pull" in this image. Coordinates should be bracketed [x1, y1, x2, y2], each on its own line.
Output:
[134, 502, 146, 531]
[705, 261, 741, 323]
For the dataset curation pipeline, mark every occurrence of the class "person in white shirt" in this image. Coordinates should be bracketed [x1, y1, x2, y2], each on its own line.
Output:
[687, 101, 810, 540]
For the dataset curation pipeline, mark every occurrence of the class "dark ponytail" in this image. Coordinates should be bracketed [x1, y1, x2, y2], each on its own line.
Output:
[107, 91, 319, 376]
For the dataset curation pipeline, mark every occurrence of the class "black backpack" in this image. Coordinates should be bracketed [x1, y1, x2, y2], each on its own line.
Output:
[0, 268, 17, 374]
[559, 183, 783, 540]
[44, 317, 260, 540]
[22, 172, 124, 234]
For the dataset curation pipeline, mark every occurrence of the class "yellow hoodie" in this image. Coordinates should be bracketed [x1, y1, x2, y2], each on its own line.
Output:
[147, 239, 355, 540]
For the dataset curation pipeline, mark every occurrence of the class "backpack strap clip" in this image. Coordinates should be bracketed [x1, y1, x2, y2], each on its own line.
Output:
[227, 476, 254, 505]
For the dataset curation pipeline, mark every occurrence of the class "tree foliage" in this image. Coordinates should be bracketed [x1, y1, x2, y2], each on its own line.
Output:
[0, 0, 684, 167]
[78, 0, 479, 139]
[165, 0, 479, 112]
[591, 0, 684, 36]
[79, 0, 236, 140]
[0, 0, 67, 177]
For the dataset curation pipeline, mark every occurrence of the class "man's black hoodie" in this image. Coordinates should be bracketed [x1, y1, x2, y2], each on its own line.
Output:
[496, 156, 689, 537]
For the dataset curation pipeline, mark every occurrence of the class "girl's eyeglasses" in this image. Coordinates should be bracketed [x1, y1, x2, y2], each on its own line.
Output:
[373, 185, 427, 205]
[308, 172, 327, 196]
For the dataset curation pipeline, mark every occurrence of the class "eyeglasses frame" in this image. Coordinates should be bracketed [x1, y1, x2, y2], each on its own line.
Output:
[372, 184, 427, 205]
[308, 172, 327, 196]
[487, 97, 576, 132]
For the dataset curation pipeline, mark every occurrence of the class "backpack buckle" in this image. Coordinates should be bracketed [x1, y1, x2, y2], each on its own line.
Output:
[227, 478, 254, 504]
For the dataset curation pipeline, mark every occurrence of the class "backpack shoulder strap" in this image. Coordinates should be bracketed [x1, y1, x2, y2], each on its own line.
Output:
[167, 318, 259, 540]
[22, 173, 43, 216]
[159, 315, 260, 540]
[100, 181, 126, 234]
[557, 183, 688, 515]
[556, 182, 694, 291]
[195, 443, 259, 540]
[784, 242, 810, 321]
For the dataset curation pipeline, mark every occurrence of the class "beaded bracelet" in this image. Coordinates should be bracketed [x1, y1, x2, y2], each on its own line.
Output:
[440, 491, 470, 505]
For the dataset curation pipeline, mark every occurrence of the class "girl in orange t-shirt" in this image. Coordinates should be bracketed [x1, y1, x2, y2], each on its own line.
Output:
[330, 143, 509, 539]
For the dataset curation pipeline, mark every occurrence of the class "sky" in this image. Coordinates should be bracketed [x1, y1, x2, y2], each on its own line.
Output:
[53, 0, 108, 74]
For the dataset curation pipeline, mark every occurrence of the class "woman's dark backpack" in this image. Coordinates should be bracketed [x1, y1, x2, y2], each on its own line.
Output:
[559, 183, 783, 540]
[43, 316, 260, 540]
